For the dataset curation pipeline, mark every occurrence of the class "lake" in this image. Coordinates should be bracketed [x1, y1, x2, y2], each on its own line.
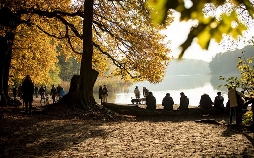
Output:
[95, 74, 234, 106]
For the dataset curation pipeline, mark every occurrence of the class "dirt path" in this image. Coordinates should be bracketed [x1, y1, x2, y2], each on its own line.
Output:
[0, 99, 254, 157]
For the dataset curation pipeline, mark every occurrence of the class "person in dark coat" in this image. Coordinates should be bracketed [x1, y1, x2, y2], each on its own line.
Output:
[50, 84, 57, 104]
[102, 85, 108, 103]
[146, 92, 156, 110]
[162, 93, 174, 110]
[34, 86, 39, 98]
[21, 75, 34, 115]
[99, 85, 103, 104]
[178, 92, 189, 110]
[199, 93, 213, 109]
[214, 92, 224, 111]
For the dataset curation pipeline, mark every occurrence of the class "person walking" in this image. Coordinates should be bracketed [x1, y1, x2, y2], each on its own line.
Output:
[21, 75, 34, 116]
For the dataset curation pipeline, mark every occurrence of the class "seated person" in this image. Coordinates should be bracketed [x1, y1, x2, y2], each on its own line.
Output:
[199, 93, 213, 109]
[146, 92, 156, 110]
[214, 92, 224, 110]
[178, 92, 189, 110]
[162, 93, 174, 110]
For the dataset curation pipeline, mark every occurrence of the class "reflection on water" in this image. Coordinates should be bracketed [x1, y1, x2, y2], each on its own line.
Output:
[94, 74, 230, 106]
[112, 83, 228, 106]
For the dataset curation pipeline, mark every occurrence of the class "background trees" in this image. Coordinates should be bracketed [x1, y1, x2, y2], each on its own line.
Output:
[0, 0, 171, 106]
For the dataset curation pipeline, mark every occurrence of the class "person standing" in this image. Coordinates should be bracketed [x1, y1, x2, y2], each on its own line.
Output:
[99, 86, 103, 104]
[12, 86, 17, 100]
[39, 86, 46, 102]
[102, 85, 108, 103]
[134, 86, 140, 99]
[162, 93, 174, 110]
[56, 84, 63, 99]
[228, 86, 245, 124]
[34, 86, 39, 98]
[50, 84, 57, 104]
[21, 75, 34, 115]
[143, 87, 149, 98]
[178, 92, 189, 111]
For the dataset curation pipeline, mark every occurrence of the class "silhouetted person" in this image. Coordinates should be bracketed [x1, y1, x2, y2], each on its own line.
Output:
[228, 86, 245, 124]
[178, 92, 189, 110]
[99, 85, 103, 104]
[50, 84, 57, 104]
[143, 87, 149, 98]
[39, 85, 46, 102]
[21, 75, 34, 115]
[102, 85, 108, 103]
[56, 84, 63, 99]
[146, 92, 156, 110]
[12, 86, 17, 100]
[162, 93, 174, 110]
[214, 92, 224, 111]
[199, 93, 213, 109]
[134, 86, 140, 99]
[18, 84, 22, 99]
[34, 86, 38, 98]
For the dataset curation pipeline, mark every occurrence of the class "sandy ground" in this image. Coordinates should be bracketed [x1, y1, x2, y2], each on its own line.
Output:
[0, 98, 254, 158]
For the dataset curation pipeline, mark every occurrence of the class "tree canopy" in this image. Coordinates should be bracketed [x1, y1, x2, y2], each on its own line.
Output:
[147, 0, 254, 58]
[0, 0, 172, 106]
[1, 0, 171, 85]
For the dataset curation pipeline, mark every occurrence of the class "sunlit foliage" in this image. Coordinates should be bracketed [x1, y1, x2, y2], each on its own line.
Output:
[146, 0, 254, 58]
[2, 0, 172, 85]
[219, 50, 254, 94]
[10, 24, 60, 86]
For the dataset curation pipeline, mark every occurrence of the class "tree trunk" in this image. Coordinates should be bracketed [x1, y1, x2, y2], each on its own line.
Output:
[0, 7, 20, 106]
[0, 33, 15, 105]
[77, 0, 97, 107]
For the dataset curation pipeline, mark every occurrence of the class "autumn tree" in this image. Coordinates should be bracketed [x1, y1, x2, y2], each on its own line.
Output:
[0, 0, 171, 106]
